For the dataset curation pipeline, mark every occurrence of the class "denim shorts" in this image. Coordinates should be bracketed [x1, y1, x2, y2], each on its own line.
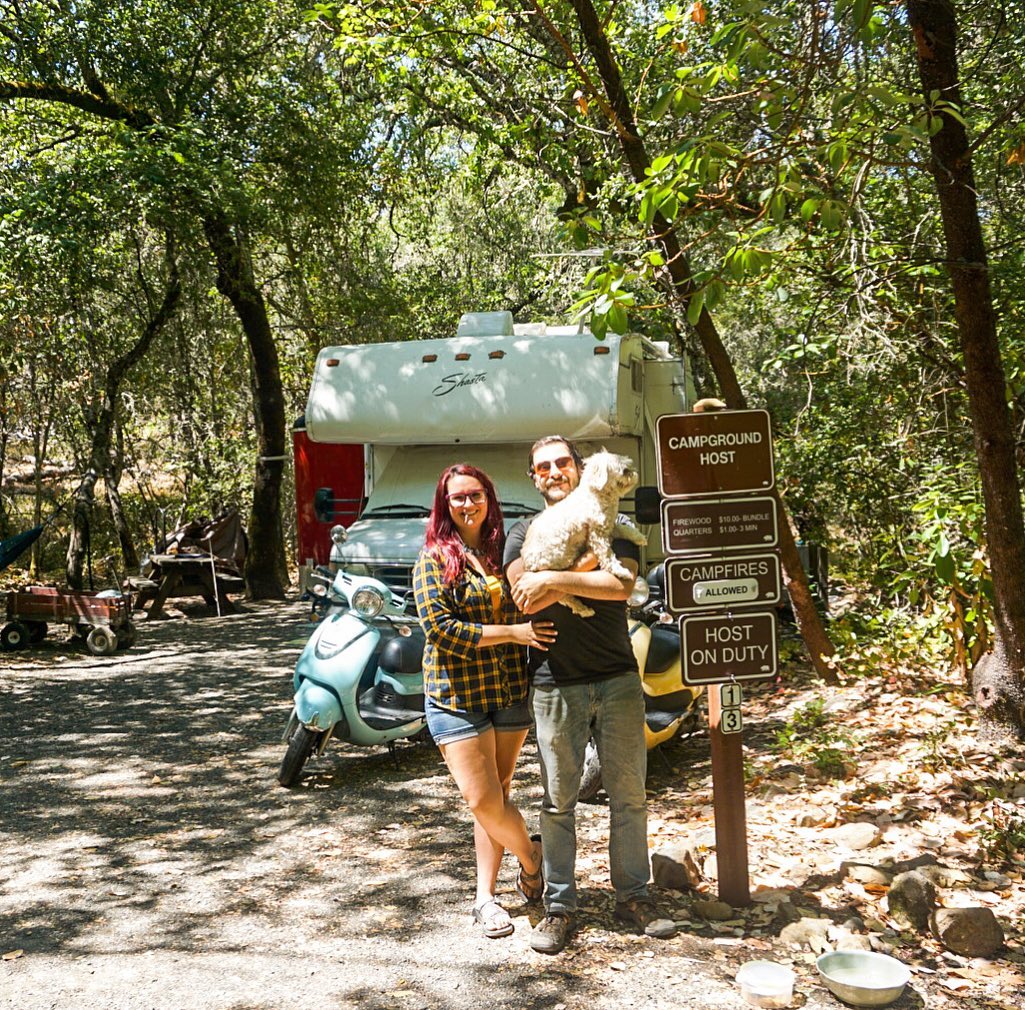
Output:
[425, 693, 533, 746]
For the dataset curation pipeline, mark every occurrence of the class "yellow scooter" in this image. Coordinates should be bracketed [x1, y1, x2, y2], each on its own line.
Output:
[578, 564, 703, 801]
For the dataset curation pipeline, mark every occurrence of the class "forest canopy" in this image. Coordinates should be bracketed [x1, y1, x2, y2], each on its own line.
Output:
[2, 1, 1025, 735]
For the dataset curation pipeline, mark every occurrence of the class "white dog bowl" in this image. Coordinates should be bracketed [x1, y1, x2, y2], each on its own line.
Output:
[816, 950, 910, 1006]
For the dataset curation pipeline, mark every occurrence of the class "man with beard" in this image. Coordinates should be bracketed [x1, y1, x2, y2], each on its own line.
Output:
[504, 435, 676, 954]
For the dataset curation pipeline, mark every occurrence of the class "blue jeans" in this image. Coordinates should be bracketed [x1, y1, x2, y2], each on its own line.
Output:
[532, 672, 650, 914]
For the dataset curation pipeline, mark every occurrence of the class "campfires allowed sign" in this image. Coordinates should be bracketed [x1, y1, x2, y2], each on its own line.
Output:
[665, 553, 781, 613]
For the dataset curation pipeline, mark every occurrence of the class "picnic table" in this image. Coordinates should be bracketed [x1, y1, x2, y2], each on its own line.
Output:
[127, 553, 245, 619]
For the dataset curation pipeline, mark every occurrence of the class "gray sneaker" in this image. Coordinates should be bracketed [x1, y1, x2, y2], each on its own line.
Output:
[614, 897, 677, 938]
[530, 912, 574, 954]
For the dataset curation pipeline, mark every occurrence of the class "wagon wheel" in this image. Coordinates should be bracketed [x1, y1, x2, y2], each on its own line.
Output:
[85, 626, 118, 656]
[116, 624, 137, 650]
[0, 621, 29, 652]
[25, 621, 48, 644]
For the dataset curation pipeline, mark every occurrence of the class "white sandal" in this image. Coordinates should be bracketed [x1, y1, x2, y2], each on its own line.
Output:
[472, 897, 514, 938]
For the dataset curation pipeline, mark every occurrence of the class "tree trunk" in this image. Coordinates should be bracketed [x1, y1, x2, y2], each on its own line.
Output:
[106, 422, 139, 572]
[907, 0, 1025, 739]
[66, 246, 180, 589]
[557, 0, 839, 683]
[202, 210, 288, 599]
[28, 354, 54, 578]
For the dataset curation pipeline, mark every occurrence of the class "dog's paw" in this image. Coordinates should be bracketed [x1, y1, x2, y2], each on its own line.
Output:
[560, 595, 595, 618]
[612, 522, 648, 546]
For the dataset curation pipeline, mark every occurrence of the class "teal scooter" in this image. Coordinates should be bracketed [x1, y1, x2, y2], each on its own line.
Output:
[278, 567, 426, 787]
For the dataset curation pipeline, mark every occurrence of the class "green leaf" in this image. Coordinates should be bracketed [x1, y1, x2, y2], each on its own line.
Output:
[935, 551, 956, 584]
[639, 190, 655, 227]
[686, 290, 705, 326]
[608, 302, 628, 334]
[651, 153, 674, 174]
[820, 200, 843, 230]
[651, 87, 675, 122]
[799, 198, 820, 222]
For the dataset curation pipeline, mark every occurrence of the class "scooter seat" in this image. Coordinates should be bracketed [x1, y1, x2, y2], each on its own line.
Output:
[379, 629, 425, 674]
[646, 625, 680, 674]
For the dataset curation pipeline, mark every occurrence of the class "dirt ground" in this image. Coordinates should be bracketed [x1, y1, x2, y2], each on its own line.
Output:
[1, 598, 1022, 1010]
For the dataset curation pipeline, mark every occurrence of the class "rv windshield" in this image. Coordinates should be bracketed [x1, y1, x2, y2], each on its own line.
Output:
[364, 445, 540, 516]
[361, 504, 431, 519]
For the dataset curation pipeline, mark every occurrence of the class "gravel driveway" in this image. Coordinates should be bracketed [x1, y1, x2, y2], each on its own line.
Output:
[0, 598, 928, 1010]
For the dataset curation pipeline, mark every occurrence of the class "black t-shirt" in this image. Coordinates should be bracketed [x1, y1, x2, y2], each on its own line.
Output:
[503, 518, 640, 686]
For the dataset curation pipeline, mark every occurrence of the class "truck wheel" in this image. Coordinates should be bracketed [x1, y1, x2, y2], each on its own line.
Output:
[86, 626, 118, 656]
[1, 622, 29, 651]
[278, 726, 321, 787]
[577, 738, 604, 803]
[25, 621, 48, 643]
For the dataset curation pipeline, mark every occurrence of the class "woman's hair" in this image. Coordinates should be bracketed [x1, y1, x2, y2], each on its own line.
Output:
[424, 463, 506, 584]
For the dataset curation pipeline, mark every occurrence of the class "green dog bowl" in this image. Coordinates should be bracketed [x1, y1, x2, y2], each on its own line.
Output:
[816, 950, 910, 1007]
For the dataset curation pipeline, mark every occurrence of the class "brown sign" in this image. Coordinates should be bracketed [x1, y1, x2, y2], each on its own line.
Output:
[680, 611, 778, 685]
[656, 410, 774, 498]
[665, 553, 781, 613]
[662, 496, 778, 555]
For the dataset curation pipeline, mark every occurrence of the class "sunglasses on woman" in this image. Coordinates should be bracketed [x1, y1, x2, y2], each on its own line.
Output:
[531, 456, 574, 477]
[447, 490, 488, 507]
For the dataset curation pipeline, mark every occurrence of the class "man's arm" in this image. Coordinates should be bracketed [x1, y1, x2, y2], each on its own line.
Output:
[508, 557, 637, 615]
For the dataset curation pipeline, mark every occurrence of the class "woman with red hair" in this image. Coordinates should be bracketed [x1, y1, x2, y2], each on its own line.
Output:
[413, 463, 555, 938]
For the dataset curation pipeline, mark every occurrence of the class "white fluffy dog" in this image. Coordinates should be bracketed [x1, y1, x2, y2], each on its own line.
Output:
[520, 449, 647, 617]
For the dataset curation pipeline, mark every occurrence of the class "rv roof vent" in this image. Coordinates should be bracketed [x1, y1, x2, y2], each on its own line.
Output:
[457, 311, 514, 337]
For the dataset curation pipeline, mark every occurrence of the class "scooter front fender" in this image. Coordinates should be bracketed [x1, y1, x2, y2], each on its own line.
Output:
[292, 611, 381, 735]
[294, 683, 343, 732]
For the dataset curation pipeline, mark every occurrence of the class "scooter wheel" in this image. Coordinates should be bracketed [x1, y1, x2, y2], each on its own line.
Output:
[278, 726, 320, 787]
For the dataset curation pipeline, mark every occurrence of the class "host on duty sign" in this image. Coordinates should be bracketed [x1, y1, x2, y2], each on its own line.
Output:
[680, 611, 778, 686]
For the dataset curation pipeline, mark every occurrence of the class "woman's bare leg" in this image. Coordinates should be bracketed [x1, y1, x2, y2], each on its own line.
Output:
[439, 727, 537, 902]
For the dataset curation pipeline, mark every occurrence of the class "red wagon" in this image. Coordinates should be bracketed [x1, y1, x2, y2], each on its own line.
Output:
[2, 586, 136, 656]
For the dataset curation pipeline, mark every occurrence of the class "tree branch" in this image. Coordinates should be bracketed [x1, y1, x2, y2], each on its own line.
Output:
[0, 80, 155, 128]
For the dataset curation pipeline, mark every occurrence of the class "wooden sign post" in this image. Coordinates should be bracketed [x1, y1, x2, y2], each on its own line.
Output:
[656, 409, 780, 908]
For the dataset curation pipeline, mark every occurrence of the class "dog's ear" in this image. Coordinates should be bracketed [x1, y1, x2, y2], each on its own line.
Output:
[583, 451, 611, 488]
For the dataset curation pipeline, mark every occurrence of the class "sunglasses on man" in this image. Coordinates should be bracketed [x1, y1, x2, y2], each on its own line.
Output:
[531, 456, 575, 477]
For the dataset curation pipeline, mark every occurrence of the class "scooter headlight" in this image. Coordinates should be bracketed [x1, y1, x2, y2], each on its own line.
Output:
[351, 585, 386, 618]
[628, 576, 650, 608]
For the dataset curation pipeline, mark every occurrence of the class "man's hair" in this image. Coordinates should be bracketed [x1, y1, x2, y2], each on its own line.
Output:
[528, 435, 584, 475]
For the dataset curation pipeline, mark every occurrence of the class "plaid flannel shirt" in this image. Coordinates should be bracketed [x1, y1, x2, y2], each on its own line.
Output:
[412, 550, 527, 712]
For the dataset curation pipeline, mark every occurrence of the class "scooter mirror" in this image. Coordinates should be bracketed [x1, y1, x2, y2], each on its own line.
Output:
[634, 485, 662, 525]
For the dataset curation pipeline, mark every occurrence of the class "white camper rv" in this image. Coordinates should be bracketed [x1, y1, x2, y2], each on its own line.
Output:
[302, 311, 693, 590]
